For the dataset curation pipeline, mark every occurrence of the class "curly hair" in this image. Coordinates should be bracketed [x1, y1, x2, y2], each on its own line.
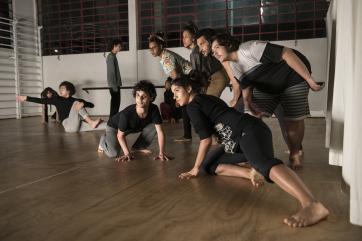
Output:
[132, 80, 157, 102]
[59, 81, 76, 96]
[211, 33, 240, 53]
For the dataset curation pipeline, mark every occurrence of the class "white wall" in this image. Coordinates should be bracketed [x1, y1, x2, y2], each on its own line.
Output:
[41, 0, 328, 116]
[43, 38, 328, 116]
[12, 0, 37, 20]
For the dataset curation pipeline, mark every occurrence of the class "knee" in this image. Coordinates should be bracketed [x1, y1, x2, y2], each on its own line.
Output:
[105, 150, 118, 158]
[201, 163, 218, 176]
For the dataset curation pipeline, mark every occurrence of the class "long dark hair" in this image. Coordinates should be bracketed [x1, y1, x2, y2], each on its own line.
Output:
[41, 87, 58, 98]
[171, 70, 208, 94]
[212, 33, 240, 53]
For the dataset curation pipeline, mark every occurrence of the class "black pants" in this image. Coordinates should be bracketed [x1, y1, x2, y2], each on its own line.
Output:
[202, 120, 283, 182]
[109, 88, 121, 117]
[202, 146, 247, 175]
[181, 106, 192, 139]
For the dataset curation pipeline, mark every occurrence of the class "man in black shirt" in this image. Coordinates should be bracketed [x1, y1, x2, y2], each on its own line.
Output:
[17, 81, 105, 132]
[98, 80, 172, 162]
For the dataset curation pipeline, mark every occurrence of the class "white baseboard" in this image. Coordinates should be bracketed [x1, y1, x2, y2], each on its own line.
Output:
[310, 110, 325, 117]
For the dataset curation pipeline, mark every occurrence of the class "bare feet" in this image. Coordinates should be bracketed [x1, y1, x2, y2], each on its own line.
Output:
[97, 145, 104, 153]
[289, 154, 303, 170]
[131, 148, 152, 154]
[284, 202, 329, 228]
[284, 149, 304, 156]
[91, 118, 102, 129]
[249, 168, 264, 188]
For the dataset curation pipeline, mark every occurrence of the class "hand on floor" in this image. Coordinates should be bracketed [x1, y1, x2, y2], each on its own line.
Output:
[115, 154, 134, 162]
[154, 153, 174, 162]
[179, 167, 199, 180]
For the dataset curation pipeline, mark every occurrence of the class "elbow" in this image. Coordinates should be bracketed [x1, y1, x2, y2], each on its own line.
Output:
[117, 132, 125, 139]
[282, 47, 293, 60]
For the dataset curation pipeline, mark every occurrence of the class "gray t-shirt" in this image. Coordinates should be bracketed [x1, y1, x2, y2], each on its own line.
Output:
[106, 52, 122, 91]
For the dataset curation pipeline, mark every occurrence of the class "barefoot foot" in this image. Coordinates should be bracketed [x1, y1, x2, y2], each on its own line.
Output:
[91, 118, 102, 129]
[249, 168, 264, 188]
[284, 202, 329, 228]
[289, 154, 303, 170]
[97, 145, 104, 153]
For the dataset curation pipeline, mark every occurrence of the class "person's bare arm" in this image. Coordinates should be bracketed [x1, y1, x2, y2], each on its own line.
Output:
[222, 62, 241, 107]
[242, 86, 262, 117]
[281, 47, 322, 91]
[179, 137, 212, 179]
[154, 124, 173, 161]
[115, 130, 134, 162]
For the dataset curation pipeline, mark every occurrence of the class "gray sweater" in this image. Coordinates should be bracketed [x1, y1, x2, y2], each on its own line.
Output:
[106, 52, 122, 91]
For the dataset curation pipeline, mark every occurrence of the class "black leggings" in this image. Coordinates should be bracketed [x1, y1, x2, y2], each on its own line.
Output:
[202, 120, 283, 182]
[202, 146, 247, 175]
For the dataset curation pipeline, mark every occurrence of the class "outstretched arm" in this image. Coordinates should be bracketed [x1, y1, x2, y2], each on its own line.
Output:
[222, 61, 241, 107]
[242, 86, 262, 118]
[281, 47, 322, 91]
[17, 95, 53, 104]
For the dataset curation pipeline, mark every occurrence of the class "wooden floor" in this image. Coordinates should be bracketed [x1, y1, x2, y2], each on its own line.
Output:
[0, 117, 361, 241]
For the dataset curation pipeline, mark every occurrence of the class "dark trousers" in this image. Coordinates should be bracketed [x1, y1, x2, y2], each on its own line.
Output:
[202, 146, 247, 175]
[109, 88, 121, 117]
[202, 120, 283, 182]
[181, 106, 192, 139]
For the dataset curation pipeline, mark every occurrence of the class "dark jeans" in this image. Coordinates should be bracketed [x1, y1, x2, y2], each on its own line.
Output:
[109, 88, 121, 117]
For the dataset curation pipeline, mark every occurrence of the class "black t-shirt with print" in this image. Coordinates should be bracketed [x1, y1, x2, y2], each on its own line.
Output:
[187, 94, 259, 153]
[239, 42, 311, 94]
[108, 103, 162, 133]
